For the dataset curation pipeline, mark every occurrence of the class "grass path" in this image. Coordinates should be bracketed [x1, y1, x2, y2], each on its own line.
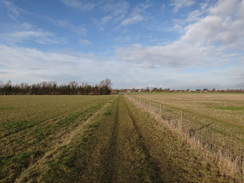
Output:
[103, 96, 162, 183]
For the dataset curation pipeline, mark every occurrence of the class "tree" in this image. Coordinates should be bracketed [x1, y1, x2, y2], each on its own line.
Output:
[69, 81, 79, 95]
[4, 80, 12, 95]
[100, 79, 112, 88]
[0, 79, 113, 95]
[99, 79, 112, 95]
[0, 81, 4, 94]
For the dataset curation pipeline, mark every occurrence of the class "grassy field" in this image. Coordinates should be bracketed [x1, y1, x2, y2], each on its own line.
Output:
[0, 95, 115, 183]
[128, 92, 244, 181]
[0, 94, 242, 182]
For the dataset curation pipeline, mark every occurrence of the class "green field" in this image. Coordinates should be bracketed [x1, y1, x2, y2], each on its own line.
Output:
[129, 93, 244, 180]
[0, 94, 243, 182]
[131, 93, 244, 155]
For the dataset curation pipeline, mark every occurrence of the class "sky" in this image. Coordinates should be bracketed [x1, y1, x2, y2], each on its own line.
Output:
[0, 0, 243, 89]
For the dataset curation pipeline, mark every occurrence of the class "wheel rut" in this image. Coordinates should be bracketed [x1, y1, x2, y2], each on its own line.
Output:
[123, 97, 164, 183]
[105, 97, 120, 183]
[104, 96, 163, 183]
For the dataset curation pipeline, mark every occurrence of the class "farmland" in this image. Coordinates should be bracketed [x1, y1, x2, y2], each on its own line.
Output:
[0, 95, 115, 182]
[0, 94, 243, 182]
[128, 92, 244, 181]
[130, 93, 244, 156]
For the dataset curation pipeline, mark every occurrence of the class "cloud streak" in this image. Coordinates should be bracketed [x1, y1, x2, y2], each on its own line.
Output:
[2, 0, 21, 20]
[120, 14, 143, 26]
[171, 0, 195, 13]
[54, 19, 87, 36]
[60, 0, 96, 12]
[0, 45, 120, 84]
[80, 39, 91, 45]
[120, 2, 150, 26]
[0, 23, 58, 45]
[115, 41, 225, 69]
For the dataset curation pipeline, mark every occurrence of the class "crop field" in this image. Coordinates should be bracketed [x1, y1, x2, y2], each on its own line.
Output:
[0, 95, 115, 183]
[0, 94, 243, 182]
[128, 92, 244, 181]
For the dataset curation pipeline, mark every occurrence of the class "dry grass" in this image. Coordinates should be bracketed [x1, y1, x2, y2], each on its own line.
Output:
[127, 93, 244, 182]
[126, 95, 240, 182]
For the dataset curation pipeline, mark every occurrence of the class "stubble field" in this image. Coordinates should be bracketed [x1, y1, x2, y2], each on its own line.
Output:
[0, 94, 243, 182]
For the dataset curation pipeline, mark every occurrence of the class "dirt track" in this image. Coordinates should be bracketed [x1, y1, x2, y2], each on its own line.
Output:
[103, 96, 163, 183]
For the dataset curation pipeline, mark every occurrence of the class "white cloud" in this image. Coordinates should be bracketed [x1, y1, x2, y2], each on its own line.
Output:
[230, 69, 244, 81]
[94, 15, 113, 30]
[114, 35, 132, 43]
[131, 2, 151, 15]
[171, 0, 195, 13]
[102, 1, 129, 16]
[115, 42, 223, 69]
[185, 10, 202, 22]
[80, 39, 91, 45]
[13, 31, 55, 44]
[112, 0, 244, 88]
[120, 2, 150, 26]
[92, 1, 130, 30]
[209, 0, 238, 16]
[0, 45, 122, 84]
[0, 23, 58, 44]
[60, 0, 95, 11]
[0, 44, 242, 89]
[94, 1, 150, 29]
[120, 14, 143, 26]
[114, 0, 244, 70]
[2, 0, 21, 20]
[1, 0, 87, 36]
[171, 1, 211, 33]
[0, 0, 243, 89]
[182, 0, 244, 49]
[101, 15, 113, 25]
[55, 19, 87, 35]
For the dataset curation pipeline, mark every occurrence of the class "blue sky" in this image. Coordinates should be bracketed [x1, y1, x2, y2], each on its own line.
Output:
[0, 0, 243, 89]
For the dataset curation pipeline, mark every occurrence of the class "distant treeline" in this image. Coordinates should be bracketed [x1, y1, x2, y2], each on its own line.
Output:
[116, 87, 244, 93]
[0, 79, 112, 95]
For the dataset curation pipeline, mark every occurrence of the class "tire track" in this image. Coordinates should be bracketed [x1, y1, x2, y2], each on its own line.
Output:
[123, 97, 163, 183]
[104, 97, 120, 183]
[104, 96, 163, 183]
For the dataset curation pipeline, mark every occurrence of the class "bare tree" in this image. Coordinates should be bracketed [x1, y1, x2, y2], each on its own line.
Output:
[99, 79, 112, 95]
[0, 80, 3, 88]
[100, 79, 112, 88]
